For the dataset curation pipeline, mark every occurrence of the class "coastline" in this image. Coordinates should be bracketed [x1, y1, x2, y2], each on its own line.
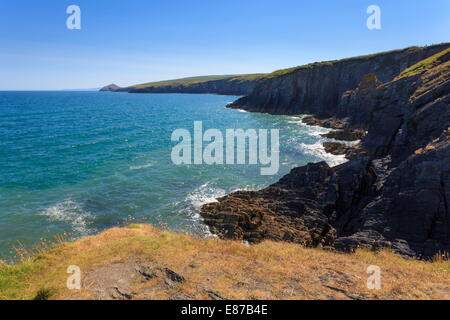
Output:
[3, 1, 450, 302]
[185, 112, 355, 240]
[5, 44, 448, 261]
[199, 45, 450, 259]
[0, 93, 350, 261]
[40, 43, 447, 260]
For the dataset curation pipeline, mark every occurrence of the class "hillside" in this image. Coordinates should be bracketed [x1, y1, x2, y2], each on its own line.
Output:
[100, 74, 266, 96]
[39, 44, 450, 300]
[229, 43, 450, 114]
[201, 44, 450, 259]
[1, 224, 448, 300]
[101, 44, 449, 100]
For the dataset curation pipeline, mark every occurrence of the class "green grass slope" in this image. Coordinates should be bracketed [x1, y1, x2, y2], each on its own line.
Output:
[130, 74, 266, 90]
[264, 44, 450, 79]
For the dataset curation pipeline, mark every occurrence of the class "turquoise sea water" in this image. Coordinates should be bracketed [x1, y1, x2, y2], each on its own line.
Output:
[0, 91, 345, 259]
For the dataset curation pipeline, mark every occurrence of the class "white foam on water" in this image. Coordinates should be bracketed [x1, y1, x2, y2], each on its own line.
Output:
[298, 141, 347, 167]
[286, 116, 307, 125]
[129, 161, 156, 170]
[286, 115, 352, 167]
[328, 139, 361, 146]
[287, 117, 332, 137]
[301, 124, 332, 138]
[181, 182, 255, 236]
[41, 200, 91, 236]
[183, 182, 256, 221]
[177, 182, 229, 237]
[185, 182, 227, 216]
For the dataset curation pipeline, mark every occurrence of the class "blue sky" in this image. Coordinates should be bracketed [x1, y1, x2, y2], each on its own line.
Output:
[0, 0, 449, 90]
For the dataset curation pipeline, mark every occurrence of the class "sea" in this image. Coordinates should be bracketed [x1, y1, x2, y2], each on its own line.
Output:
[0, 91, 347, 259]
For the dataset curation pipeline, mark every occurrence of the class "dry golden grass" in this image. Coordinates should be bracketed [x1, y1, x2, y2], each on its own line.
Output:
[0, 224, 448, 300]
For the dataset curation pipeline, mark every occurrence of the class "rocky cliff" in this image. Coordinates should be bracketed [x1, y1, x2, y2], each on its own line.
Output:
[101, 74, 265, 96]
[201, 44, 450, 259]
[229, 43, 450, 115]
[100, 83, 121, 92]
[128, 77, 260, 95]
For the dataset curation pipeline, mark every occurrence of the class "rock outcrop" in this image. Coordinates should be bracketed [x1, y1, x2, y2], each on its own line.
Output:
[322, 142, 355, 156]
[202, 162, 337, 246]
[201, 45, 450, 259]
[100, 83, 121, 92]
[228, 43, 449, 116]
[320, 129, 366, 141]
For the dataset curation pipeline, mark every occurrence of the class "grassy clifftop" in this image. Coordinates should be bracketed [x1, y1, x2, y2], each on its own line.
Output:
[129, 74, 266, 90]
[123, 45, 430, 89]
[102, 43, 449, 94]
[397, 47, 450, 79]
[128, 45, 444, 88]
[263, 44, 450, 79]
[0, 224, 448, 300]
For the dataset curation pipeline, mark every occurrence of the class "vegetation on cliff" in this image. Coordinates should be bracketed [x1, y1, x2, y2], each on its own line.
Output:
[262, 45, 431, 79]
[100, 44, 449, 97]
[203, 45, 450, 259]
[125, 74, 266, 92]
[0, 224, 448, 300]
[132, 74, 259, 89]
[17, 44, 449, 300]
[397, 47, 450, 79]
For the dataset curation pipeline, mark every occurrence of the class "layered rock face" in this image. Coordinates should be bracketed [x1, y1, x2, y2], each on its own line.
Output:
[100, 83, 121, 92]
[201, 45, 450, 259]
[100, 77, 262, 96]
[202, 162, 337, 246]
[229, 44, 449, 115]
[128, 78, 258, 96]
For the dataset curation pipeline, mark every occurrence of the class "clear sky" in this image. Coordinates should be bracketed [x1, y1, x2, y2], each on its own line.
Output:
[1, 0, 449, 90]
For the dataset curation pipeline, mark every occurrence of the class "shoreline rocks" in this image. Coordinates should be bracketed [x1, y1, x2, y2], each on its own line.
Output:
[200, 45, 450, 259]
[228, 44, 449, 115]
[320, 129, 366, 141]
[322, 142, 355, 156]
[301, 116, 348, 130]
[201, 162, 337, 247]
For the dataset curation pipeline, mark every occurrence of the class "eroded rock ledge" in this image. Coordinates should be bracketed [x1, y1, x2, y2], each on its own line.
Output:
[202, 162, 337, 246]
[320, 129, 366, 141]
[201, 46, 450, 259]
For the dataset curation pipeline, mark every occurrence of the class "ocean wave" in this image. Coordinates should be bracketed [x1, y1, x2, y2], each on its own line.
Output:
[301, 124, 331, 138]
[176, 182, 227, 237]
[185, 182, 226, 213]
[286, 116, 306, 125]
[287, 118, 332, 139]
[41, 200, 92, 236]
[180, 182, 258, 237]
[286, 115, 350, 166]
[298, 142, 347, 167]
[129, 161, 156, 170]
[327, 138, 361, 146]
[140, 182, 221, 239]
[183, 182, 257, 218]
